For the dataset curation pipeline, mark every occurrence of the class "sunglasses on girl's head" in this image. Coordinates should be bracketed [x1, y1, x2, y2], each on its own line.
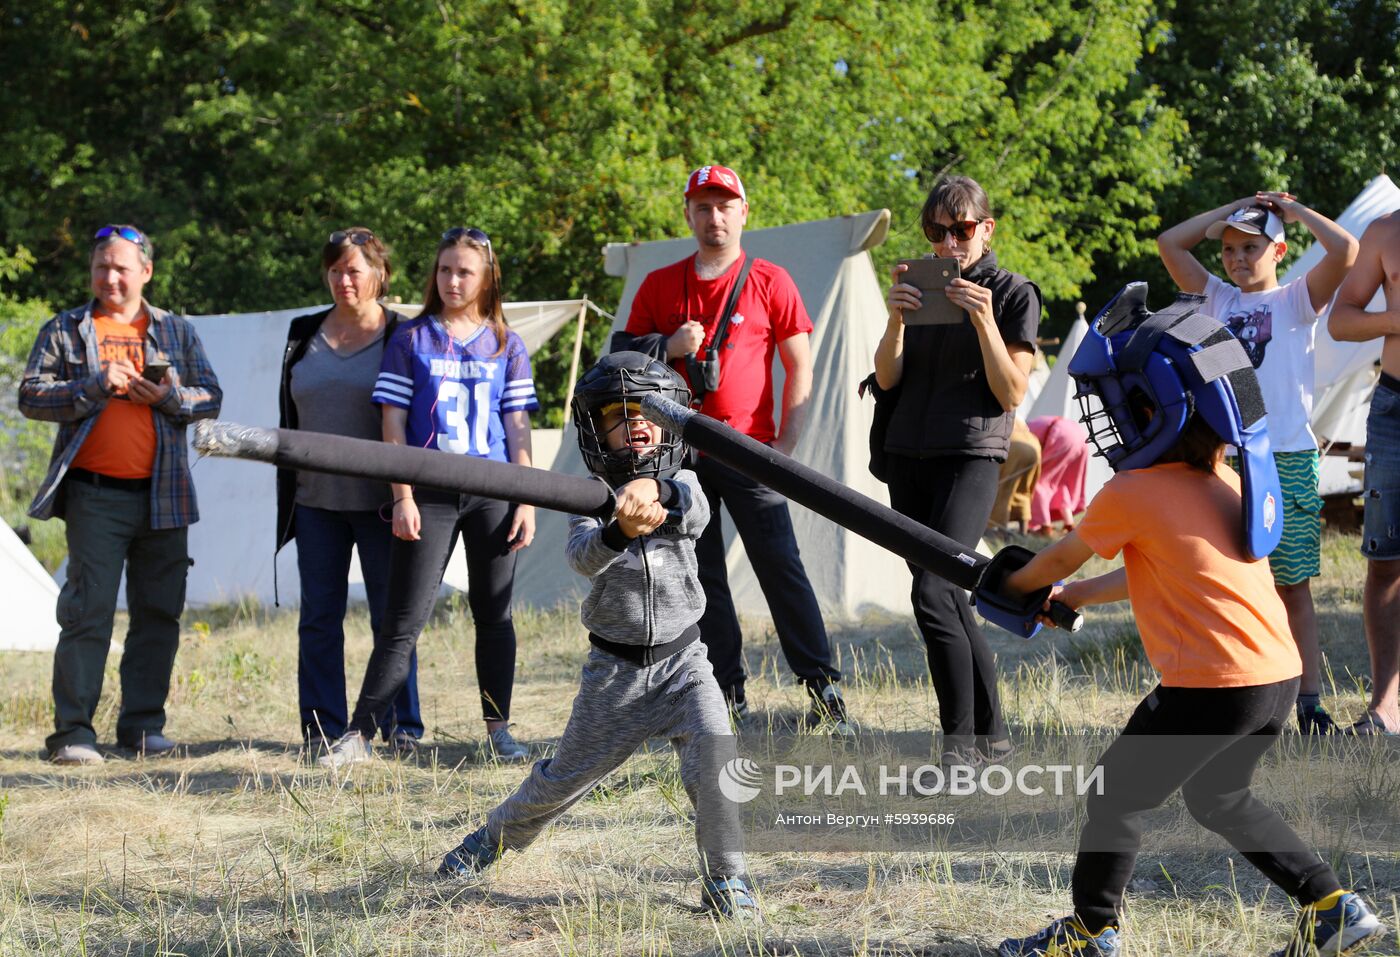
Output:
[328, 229, 374, 246]
[93, 224, 150, 253]
[442, 226, 493, 262]
[926, 220, 984, 243]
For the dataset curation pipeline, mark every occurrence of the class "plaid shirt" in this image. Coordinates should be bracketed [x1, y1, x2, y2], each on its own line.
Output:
[19, 300, 222, 529]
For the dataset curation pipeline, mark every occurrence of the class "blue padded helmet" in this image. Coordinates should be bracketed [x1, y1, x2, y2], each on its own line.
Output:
[1066, 282, 1283, 560]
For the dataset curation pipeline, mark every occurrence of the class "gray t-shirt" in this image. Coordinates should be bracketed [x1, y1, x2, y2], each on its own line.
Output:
[289, 331, 390, 512]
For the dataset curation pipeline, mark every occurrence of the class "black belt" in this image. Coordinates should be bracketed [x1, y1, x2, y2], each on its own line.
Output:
[1380, 371, 1400, 395]
[589, 623, 700, 666]
[66, 467, 152, 492]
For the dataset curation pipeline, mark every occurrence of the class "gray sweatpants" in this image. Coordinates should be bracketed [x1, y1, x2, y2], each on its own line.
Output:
[486, 641, 746, 879]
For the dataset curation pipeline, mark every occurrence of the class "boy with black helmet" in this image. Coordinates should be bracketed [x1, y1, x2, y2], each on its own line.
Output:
[438, 352, 756, 920]
[994, 285, 1383, 957]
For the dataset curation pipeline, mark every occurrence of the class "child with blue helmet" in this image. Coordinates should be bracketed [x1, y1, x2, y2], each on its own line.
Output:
[995, 285, 1384, 957]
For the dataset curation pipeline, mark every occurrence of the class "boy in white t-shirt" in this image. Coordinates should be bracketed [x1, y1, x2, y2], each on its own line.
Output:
[1159, 192, 1358, 733]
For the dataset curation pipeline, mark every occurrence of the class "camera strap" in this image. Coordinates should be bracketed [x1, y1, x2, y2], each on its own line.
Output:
[683, 254, 755, 404]
[703, 255, 755, 361]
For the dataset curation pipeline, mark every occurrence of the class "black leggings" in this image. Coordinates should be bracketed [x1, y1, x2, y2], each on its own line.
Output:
[1073, 677, 1340, 929]
[350, 490, 519, 735]
[884, 453, 1006, 746]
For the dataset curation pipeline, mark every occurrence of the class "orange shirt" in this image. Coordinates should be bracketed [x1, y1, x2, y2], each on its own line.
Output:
[70, 311, 157, 479]
[1075, 461, 1300, 688]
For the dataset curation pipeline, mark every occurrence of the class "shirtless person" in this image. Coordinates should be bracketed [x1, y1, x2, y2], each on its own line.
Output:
[1329, 210, 1400, 734]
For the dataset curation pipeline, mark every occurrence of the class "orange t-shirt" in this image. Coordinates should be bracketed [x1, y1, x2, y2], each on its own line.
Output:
[1074, 461, 1300, 688]
[70, 311, 157, 479]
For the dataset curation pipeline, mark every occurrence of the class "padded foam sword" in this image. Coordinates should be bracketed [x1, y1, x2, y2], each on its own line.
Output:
[193, 417, 1080, 637]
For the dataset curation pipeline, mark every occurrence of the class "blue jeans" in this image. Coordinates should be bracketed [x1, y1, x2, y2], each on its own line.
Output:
[295, 504, 422, 743]
[1362, 378, 1400, 560]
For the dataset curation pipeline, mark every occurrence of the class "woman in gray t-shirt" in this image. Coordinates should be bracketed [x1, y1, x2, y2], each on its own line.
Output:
[275, 228, 420, 753]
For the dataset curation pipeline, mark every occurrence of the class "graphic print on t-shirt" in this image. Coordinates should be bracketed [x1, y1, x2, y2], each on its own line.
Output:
[1223, 306, 1273, 369]
[96, 323, 146, 395]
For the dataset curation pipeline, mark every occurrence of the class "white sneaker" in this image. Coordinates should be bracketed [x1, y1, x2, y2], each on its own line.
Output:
[317, 731, 373, 769]
[50, 743, 104, 765]
[487, 726, 529, 763]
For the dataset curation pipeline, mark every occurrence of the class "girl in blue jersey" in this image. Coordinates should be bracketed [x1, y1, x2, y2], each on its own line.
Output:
[320, 227, 540, 768]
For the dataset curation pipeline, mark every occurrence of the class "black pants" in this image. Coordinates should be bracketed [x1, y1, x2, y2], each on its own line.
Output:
[350, 489, 519, 736]
[50, 480, 188, 752]
[1073, 677, 1340, 929]
[692, 454, 838, 701]
[884, 453, 1006, 746]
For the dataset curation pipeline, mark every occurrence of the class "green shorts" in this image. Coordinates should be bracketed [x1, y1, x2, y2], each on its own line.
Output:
[1269, 450, 1322, 585]
[1230, 449, 1321, 585]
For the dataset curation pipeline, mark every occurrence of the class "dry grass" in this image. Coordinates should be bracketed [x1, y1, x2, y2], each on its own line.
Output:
[0, 532, 1396, 955]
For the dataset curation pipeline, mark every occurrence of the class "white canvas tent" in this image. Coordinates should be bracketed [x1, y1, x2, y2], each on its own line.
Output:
[113, 299, 596, 608]
[514, 209, 912, 619]
[1027, 308, 1116, 502]
[2, 525, 61, 651]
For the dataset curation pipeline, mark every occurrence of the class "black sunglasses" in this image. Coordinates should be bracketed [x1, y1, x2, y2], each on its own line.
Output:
[442, 226, 494, 264]
[328, 229, 375, 246]
[93, 224, 151, 254]
[925, 220, 984, 243]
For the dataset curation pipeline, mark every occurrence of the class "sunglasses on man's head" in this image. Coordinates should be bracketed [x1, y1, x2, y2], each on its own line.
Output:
[926, 220, 984, 243]
[328, 229, 375, 246]
[93, 224, 150, 253]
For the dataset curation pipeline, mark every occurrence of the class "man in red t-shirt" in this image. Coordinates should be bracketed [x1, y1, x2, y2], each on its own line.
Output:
[619, 165, 849, 733]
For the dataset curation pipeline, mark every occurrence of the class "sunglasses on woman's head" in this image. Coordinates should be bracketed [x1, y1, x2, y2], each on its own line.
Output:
[442, 226, 493, 263]
[328, 229, 375, 246]
[93, 224, 151, 254]
[926, 220, 983, 243]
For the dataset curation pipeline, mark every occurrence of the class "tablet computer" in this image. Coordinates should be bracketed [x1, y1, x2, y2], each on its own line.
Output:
[898, 257, 964, 326]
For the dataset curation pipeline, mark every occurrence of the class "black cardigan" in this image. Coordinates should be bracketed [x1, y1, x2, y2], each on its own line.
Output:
[274, 306, 404, 553]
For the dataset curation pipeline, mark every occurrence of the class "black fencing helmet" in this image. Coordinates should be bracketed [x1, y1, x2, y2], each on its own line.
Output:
[572, 351, 691, 486]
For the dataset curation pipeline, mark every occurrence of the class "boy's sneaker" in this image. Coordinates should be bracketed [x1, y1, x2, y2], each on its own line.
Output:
[998, 915, 1121, 956]
[316, 730, 373, 769]
[701, 876, 760, 921]
[438, 827, 502, 878]
[1271, 890, 1384, 956]
[486, 725, 529, 763]
[805, 683, 855, 737]
[1297, 704, 1340, 735]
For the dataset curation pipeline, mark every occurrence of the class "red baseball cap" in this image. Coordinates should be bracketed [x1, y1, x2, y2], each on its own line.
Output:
[684, 165, 746, 202]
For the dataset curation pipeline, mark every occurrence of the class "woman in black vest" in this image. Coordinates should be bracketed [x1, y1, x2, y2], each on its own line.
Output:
[275, 228, 420, 754]
[873, 177, 1042, 763]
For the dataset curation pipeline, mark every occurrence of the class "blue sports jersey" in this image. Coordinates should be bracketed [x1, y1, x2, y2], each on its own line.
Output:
[372, 316, 539, 462]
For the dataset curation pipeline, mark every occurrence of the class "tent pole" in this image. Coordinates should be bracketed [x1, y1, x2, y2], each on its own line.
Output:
[561, 299, 589, 426]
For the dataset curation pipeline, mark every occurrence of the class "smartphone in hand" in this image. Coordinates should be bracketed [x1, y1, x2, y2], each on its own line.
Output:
[897, 257, 964, 326]
[141, 361, 170, 383]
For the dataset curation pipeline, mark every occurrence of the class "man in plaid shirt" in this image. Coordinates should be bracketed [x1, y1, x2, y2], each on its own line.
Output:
[19, 225, 221, 765]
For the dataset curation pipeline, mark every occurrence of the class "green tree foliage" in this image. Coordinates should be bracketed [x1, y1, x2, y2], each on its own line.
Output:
[1082, 0, 1400, 314]
[0, 247, 65, 567]
[1, 0, 1184, 418]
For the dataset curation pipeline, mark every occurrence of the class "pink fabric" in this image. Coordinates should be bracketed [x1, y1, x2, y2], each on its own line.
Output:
[1027, 415, 1089, 529]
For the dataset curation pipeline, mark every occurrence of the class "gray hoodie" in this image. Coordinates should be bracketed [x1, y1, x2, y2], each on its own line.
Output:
[566, 469, 709, 646]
